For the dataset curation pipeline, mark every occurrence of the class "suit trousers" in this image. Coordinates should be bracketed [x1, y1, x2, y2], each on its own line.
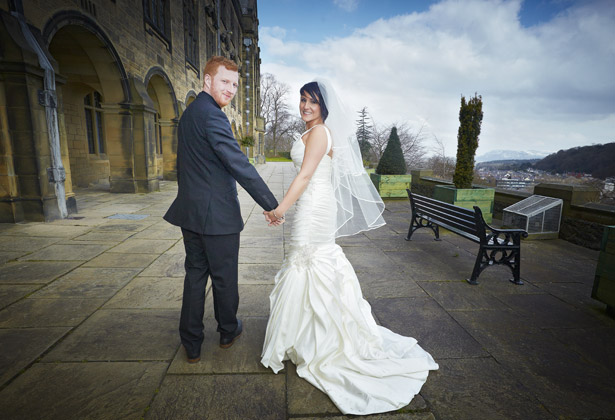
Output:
[179, 228, 240, 357]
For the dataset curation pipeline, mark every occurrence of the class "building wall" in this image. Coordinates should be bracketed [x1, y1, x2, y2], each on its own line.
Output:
[0, 0, 263, 222]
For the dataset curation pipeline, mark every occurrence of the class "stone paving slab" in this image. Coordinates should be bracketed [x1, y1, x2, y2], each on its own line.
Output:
[239, 245, 284, 264]
[418, 281, 512, 310]
[238, 263, 279, 284]
[0, 251, 28, 265]
[0, 362, 167, 420]
[145, 373, 286, 420]
[43, 309, 179, 362]
[8, 224, 91, 238]
[31, 267, 141, 299]
[0, 261, 82, 284]
[138, 252, 185, 277]
[0, 284, 39, 309]
[18, 243, 111, 261]
[109, 238, 176, 254]
[371, 297, 488, 359]
[240, 235, 284, 248]
[0, 236, 62, 252]
[130, 225, 183, 240]
[91, 221, 151, 233]
[168, 317, 270, 374]
[495, 292, 599, 329]
[343, 247, 395, 272]
[356, 267, 429, 299]
[286, 362, 342, 416]
[0, 297, 105, 327]
[165, 241, 186, 254]
[0, 327, 70, 385]
[73, 231, 136, 242]
[83, 251, 160, 268]
[420, 357, 555, 420]
[103, 277, 182, 309]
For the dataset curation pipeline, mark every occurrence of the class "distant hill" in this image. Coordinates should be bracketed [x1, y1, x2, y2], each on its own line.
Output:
[476, 159, 541, 171]
[534, 143, 615, 179]
[475, 149, 550, 163]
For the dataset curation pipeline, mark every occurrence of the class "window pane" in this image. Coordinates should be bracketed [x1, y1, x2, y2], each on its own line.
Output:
[84, 94, 91, 106]
[94, 91, 102, 108]
[84, 109, 95, 154]
[95, 111, 105, 154]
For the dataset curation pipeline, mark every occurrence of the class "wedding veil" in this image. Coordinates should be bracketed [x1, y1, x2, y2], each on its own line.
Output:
[314, 78, 386, 237]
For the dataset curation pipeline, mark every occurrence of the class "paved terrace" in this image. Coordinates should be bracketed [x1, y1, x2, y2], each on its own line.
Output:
[0, 162, 613, 420]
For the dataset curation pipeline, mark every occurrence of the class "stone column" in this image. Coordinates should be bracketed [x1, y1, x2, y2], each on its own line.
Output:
[160, 117, 178, 181]
[0, 10, 73, 222]
[106, 77, 159, 193]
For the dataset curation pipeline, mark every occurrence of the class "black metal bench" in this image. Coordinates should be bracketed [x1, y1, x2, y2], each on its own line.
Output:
[405, 189, 528, 285]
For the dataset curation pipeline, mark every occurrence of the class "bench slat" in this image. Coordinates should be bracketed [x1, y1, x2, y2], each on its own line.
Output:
[418, 209, 478, 237]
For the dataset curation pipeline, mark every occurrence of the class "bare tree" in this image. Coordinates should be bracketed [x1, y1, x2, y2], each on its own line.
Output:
[428, 134, 455, 179]
[370, 121, 427, 169]
[259, 73, 292, 156]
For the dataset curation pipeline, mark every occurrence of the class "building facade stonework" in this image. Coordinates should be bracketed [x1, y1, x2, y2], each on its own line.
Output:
[0, 0, 264, 222]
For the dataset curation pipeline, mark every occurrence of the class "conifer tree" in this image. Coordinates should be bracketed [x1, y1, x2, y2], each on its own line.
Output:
[356, 107, 372, 160]
[376, 127, 406, 175]
[453, 94, 483, 189]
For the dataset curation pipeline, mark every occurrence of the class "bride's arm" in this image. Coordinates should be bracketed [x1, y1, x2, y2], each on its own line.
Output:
[273, 126, 328, 217]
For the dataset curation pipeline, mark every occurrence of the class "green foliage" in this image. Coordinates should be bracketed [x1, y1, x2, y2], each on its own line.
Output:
[356, 107, 372, 160]
[376, 127, 407, 175]
[453, 94, 483, 189]
[240, 136, 255, 147]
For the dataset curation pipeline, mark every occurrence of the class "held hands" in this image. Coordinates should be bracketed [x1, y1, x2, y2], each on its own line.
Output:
[263, 209, 285, 227]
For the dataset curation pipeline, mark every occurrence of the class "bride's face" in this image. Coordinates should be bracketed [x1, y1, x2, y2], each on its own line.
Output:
[299, 93, 323, 125]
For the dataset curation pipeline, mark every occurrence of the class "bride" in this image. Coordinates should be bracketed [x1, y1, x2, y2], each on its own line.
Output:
[261, 79, 438, 415]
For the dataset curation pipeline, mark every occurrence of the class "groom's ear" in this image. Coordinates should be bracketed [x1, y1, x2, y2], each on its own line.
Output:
[203, 74, 212, 92]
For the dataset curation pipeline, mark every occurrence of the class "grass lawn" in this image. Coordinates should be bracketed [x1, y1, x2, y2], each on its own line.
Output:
[266, 157, 293, 162]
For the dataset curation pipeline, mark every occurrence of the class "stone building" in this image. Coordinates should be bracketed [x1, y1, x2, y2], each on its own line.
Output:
[0, 0, 265, 223]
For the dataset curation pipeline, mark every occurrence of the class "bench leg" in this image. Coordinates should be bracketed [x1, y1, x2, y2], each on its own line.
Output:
[434, 225, 441, 241]
[509, 249, 524, 285]
[405, 219, 416, 241]
[467, 249, 483, 285]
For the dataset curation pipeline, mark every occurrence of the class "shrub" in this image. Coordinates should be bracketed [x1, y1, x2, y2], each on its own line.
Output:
[453, 94, 483, 189]
[376, 127, 406, 175]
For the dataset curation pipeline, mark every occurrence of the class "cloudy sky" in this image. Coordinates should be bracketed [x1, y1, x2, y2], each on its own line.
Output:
[258, 0, 615, 158]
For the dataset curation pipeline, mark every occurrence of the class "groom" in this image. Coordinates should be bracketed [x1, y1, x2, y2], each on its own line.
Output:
[164, 56, 278, 363]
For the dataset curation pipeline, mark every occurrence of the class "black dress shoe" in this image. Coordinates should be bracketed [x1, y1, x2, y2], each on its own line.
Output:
[220, 319, 243, 349]
[187, 355, 200, 364]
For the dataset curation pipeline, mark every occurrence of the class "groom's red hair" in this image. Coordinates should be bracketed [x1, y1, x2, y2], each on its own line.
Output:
[203, 56, 238, 78]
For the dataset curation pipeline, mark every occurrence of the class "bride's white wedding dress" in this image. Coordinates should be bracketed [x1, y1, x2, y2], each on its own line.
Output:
[261, 125, 439, 415]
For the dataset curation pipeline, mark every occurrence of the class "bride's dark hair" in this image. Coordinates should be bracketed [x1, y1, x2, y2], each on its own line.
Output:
[300, 82, 329, 121]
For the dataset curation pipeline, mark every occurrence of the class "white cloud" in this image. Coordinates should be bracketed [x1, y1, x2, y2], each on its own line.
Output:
[333, 0, 359, 12]
[260, 0, 615, 156]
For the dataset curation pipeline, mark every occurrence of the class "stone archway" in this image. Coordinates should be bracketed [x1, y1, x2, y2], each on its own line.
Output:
[45, 13, 130, 192]
[185, 90, 197, 107]
[144, 67, 179, 180]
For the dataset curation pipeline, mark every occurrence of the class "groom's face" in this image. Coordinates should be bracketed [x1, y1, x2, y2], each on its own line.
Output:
[205, 66, 239, 108]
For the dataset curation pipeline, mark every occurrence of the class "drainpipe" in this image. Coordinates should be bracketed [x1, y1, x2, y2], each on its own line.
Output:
[216, 0, 221, 55]
[12, 12, 68, 219]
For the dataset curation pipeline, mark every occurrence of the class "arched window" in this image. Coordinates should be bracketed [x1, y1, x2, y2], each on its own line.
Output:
[83, 91, 105, 155]
[183, 0, 199, 71]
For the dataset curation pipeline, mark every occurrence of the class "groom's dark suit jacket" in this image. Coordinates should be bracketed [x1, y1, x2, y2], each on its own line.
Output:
[164, 91, 277, 234]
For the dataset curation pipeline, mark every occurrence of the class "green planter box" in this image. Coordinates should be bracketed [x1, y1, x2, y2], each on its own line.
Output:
[592, 225, 615, 316]
[433, 185, 495, 223]
[370, 173, 412, 198]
